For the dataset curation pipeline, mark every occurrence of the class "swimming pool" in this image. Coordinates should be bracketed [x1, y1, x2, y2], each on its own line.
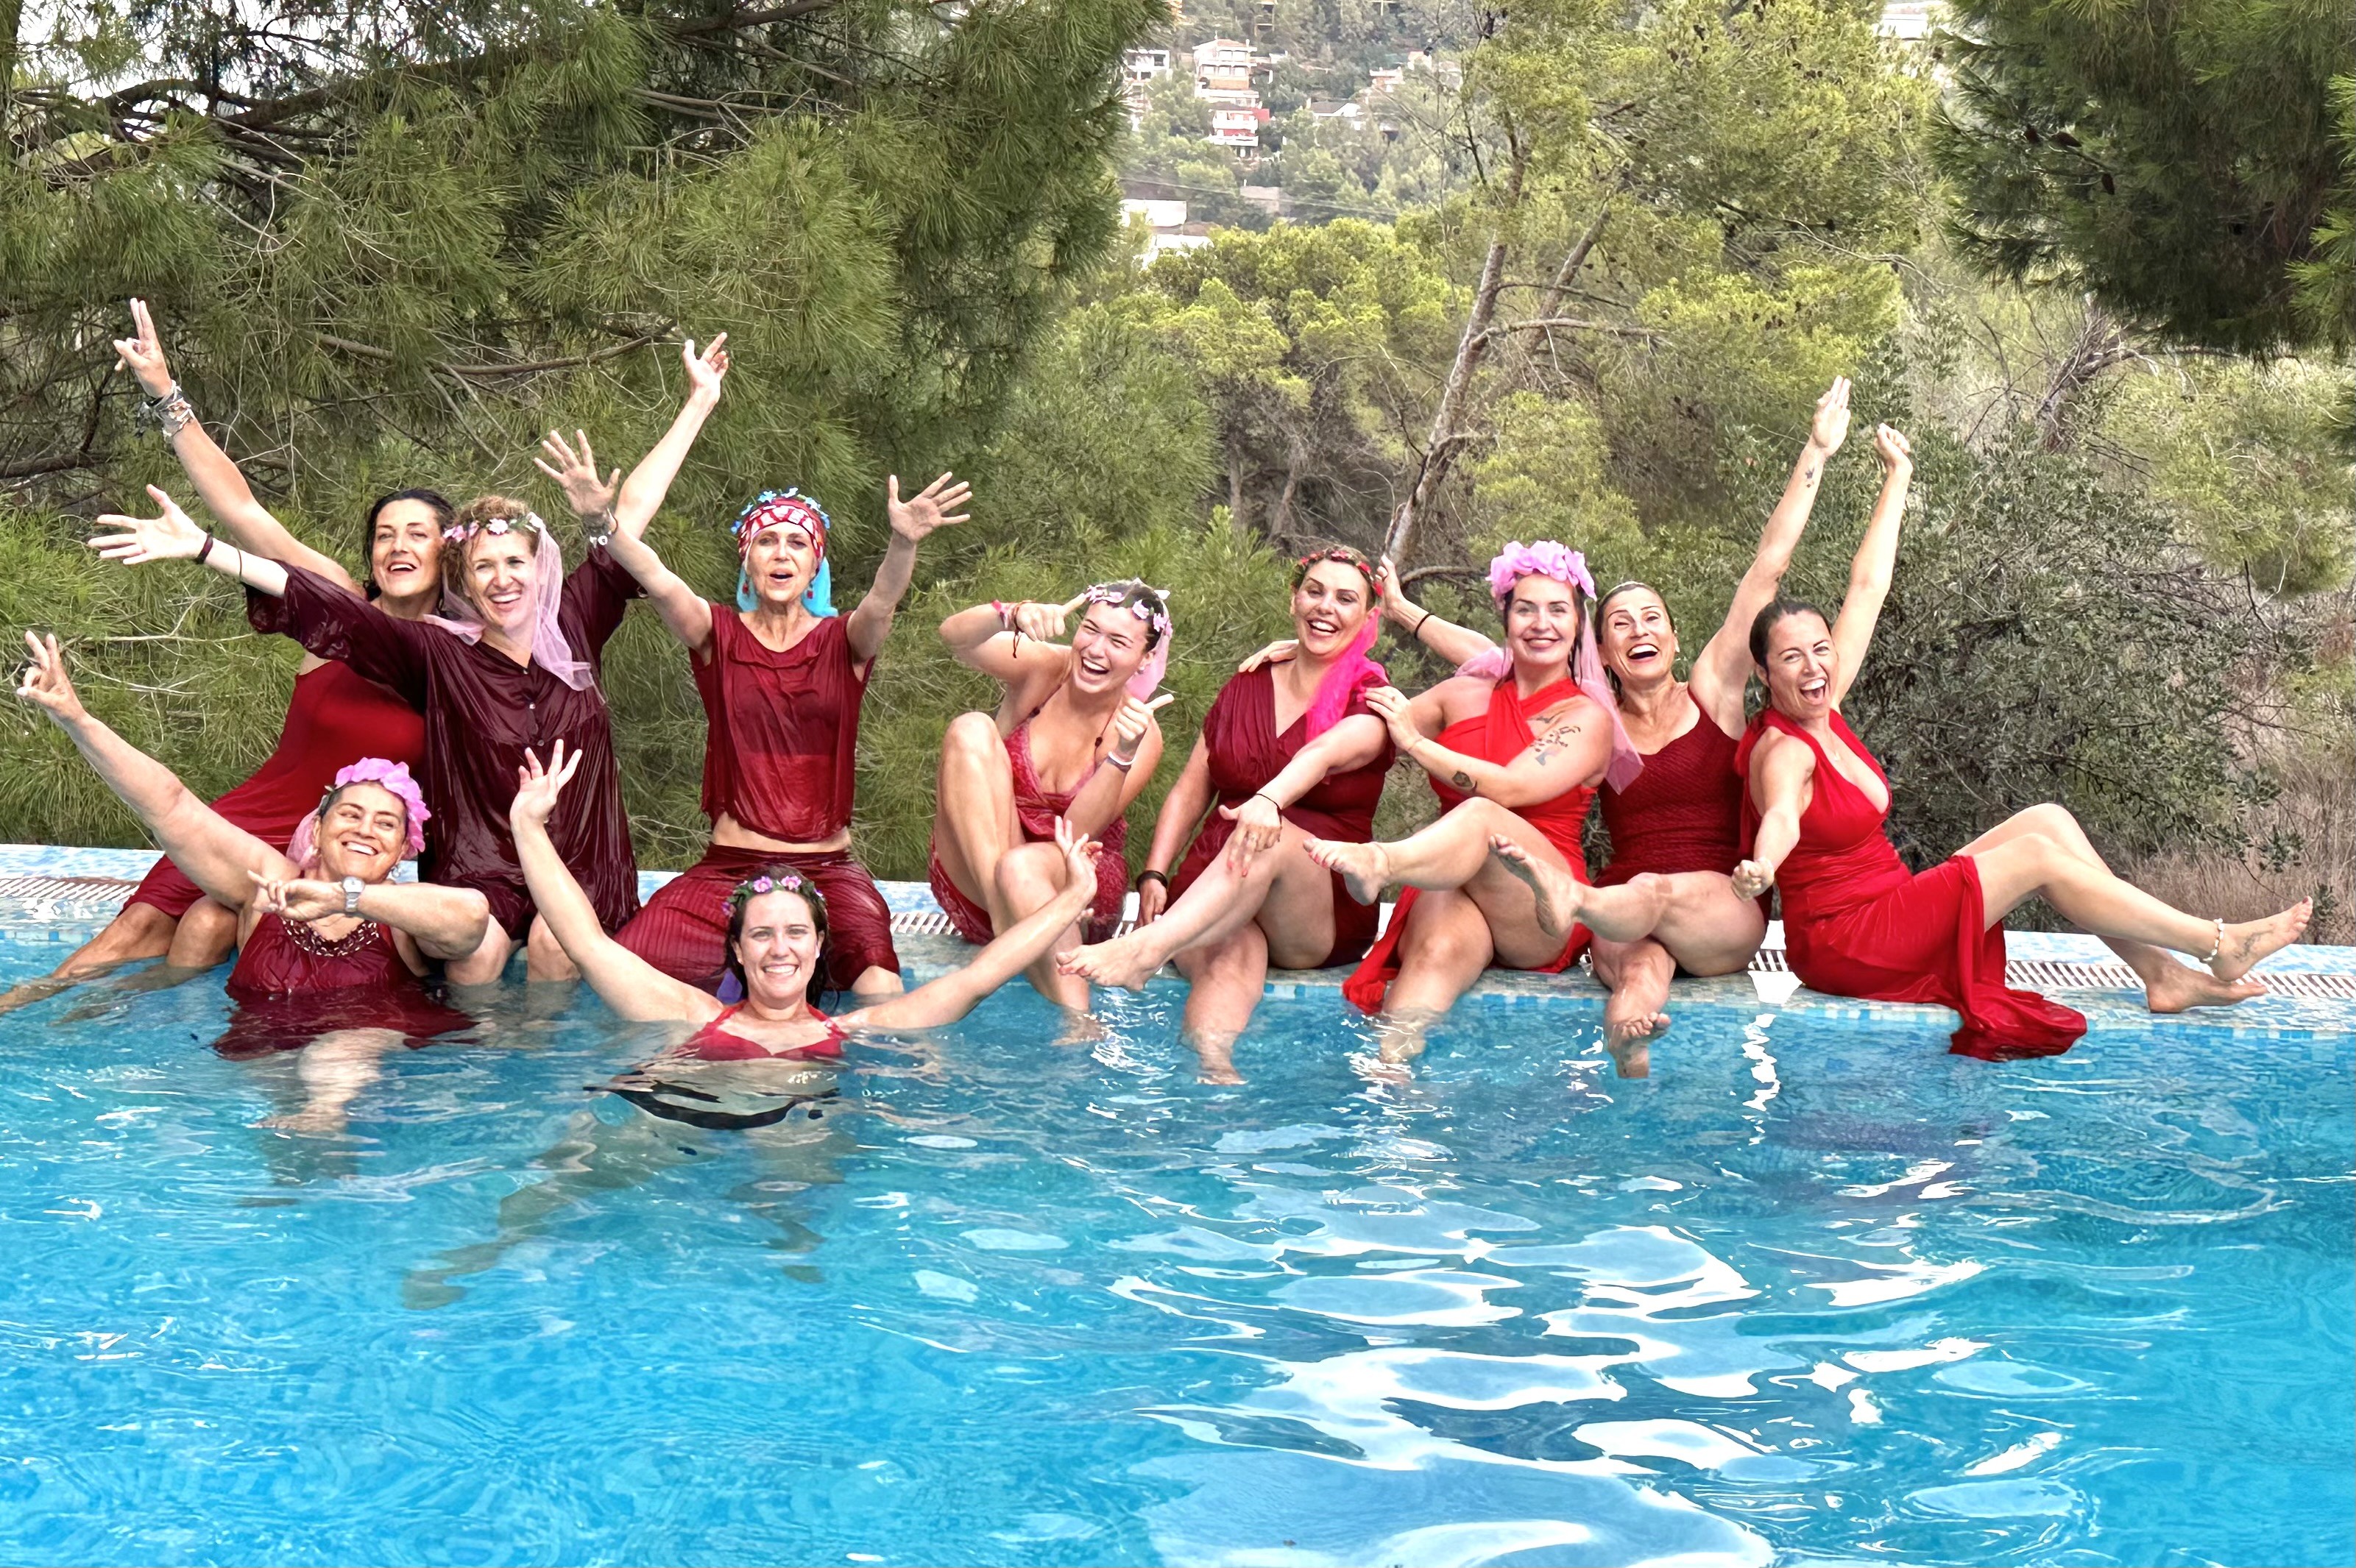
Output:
[2, 931, 2349, 1567]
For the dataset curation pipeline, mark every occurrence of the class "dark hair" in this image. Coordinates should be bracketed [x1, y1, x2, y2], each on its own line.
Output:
[1291, 545, 1381, 600]
[1596, 580, 1674, 633]
[724, 869, 832, 1004]
[361, 489, 454, 600]
[1084, 580, 1170, 650]
[1748, 596, 1831, 667]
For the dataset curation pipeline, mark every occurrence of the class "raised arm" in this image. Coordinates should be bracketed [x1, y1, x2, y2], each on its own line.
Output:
[510, 743, 719, 1024]
[845, 472, 972, 664]
[1692, 378, 1851, 714]
[537, 429, 715, 653]
[249, 876, 491, 962]
[112, 299, 364, 595]
[1133, 736, 1215, 925]
[939, 595, 1084, 687]
[1828, 425, 1913, 708]
[1381, 556, 1496, 667]
[611, 336, 729, 542]
[91, 486, 292, 598]
[1731, 732, 1816, 900]
[13, 633, 286, 909]
[846, 820, 1100, 1032]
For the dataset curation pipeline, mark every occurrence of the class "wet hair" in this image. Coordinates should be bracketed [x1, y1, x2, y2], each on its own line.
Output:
[723, 870, 832, 1004]
[436, 494, 537, 612]
[1748, 596, 1832, 667]
[361, 489, 453, 600]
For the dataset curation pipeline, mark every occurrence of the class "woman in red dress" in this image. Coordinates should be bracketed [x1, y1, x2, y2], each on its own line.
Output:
[1056, 548, 1394, 1081]
[1306, 542, 1640, 1070]
[1733, 425, 2310, 1058]
[1467, 378, 1860, 1073]
[527, 350, 966, 999]
[1, 301, 432, 1010]
[929, 583, 1174, 1012]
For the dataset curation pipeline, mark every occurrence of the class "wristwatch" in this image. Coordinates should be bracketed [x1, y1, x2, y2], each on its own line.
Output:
[341, 876, 364, 916]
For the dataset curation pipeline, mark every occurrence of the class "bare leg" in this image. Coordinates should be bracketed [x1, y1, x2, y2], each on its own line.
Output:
[850, 965, 905, 999]
[1064, 830, 1339, 990]
[1956, 803, 2268, 1010]
[1970, 829, 2310, 990]
[931, 710, 1023, 926]
[995, 841, 1091, 1011]
[1306, 797, 1530, 906]
[525, 915, 581, 983]
[445, 920, 517, 987]
[1175, 923, 1269, 1084]
[0, 902, 177, 1014]
[1377, 890, 1496, 1069]
[165, 896, 241, 970]
[255, 1027, 398, 1137]
[1589, 938, 1672, 1077]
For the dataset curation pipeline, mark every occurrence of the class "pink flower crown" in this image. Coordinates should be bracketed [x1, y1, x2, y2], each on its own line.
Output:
[443, 513, 545, 544]
[1487, 540, 1595, 606]
[724, 870, 824, 916]
[1083, 581, 1173, 646]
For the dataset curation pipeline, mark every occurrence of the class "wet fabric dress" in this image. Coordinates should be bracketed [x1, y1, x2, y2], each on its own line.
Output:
[926, 716, 1130, 946]
[1594, 709, 1741, 884]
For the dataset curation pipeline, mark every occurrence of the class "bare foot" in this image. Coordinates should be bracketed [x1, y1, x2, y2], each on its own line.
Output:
[1056, 936, 1163, 993]
[1487, 834, 1583, 937]
[2210, 899, 2310, 982]
[1304, 837, 1391, 907]
[2141, 958, 2264, 1013]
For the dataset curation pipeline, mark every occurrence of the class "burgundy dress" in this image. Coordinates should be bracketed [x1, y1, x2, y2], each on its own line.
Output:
[927, 714, 1131, 946]
[1169, 665, 1393, 968]
[125, 661, 425, 920]
[617, 609, 898, 993]
[214, 911, 470, 1059]
[1595, 709, 1742, 884]
[1736, 707, 2086, 1060]
[248, 558, 642, 938]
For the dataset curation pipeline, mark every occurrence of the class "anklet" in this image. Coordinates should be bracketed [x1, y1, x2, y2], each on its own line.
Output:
[2202, 917, 2224, 964]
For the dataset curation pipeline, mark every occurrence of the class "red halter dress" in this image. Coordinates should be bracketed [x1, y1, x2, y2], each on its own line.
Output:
[1343, 675, 1597, 1013]
[1736, 707, 2086, 1060]
[1596, 707, 1742, 884]
[213, 911, 469, 1059]
[1170, 664, 1395, 968]
[927, 712, 1131, 946]
[616, 610, 899, 993]
[125, 661, 425, 921]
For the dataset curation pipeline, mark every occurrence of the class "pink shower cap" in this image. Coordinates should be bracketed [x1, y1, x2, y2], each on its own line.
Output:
[286, 758, 431, 868]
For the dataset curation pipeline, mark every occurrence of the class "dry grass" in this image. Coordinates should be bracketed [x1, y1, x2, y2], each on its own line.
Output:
[2126, 734, 2355, 946]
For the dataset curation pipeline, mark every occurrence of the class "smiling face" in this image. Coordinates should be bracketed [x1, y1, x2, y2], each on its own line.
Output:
[1066, 603, 1152, 696]
[1599, 585, 1678, 689]
[461, 531, 539, 639]
[743, 521, 823, 611]
[732, 888, 825, 1010]
[369, 498, 443, 607]
[1760, 608, 1837, 720]
[1502, 575, 1581, 680]
[309, 781, 408, 884]
[1292, 559, 1374, 659]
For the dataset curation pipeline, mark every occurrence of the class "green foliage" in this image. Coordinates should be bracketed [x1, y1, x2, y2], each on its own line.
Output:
[1931, 0, 2353, 353]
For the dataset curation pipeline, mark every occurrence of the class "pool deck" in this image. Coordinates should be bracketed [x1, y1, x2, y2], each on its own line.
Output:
[5, 843, 2352, 1038]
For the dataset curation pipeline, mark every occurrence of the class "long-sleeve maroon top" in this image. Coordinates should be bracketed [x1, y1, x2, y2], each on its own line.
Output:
[247, 554, 643, 939]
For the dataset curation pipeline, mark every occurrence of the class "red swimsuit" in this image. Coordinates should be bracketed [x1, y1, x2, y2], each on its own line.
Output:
[1170, 665, 1394, 969]
[927, 712, 1131, 946]
[214, 911, 469, 1059]
[125, 661, 425, 921]
[1595, 708, 1741, 884]
[616, 610, 899, 993]
[1343, 676, 1596, 1012]
[680, 1003, 847, 1061]
[1736, 708, 2086, 1060]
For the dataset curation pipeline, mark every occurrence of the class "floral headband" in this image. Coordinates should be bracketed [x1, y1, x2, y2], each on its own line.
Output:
[1487, 540, 1595, 606]
[443, 513, 546, 545]
[730, 490, 830, 556]
[1083, 581, 1172, 648]
[1292, 546, 1383, 597]
[724, 870, 821, 917]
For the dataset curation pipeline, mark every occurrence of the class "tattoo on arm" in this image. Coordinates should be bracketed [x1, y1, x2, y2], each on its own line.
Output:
[1451, 770, 1474, 791]
[1529, 718, 1585, 766]
[1803, 464, 1819, 482]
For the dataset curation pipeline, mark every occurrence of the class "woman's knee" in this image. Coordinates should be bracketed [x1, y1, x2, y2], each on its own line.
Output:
[941, 711, 1002, 765]
[993, 842, 1060, 903]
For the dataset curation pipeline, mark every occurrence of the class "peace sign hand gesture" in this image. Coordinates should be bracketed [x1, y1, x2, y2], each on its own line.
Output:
[534, 429, 621, 520]
[1108, 691, 1175, 765]
[887, 472, 973, 544]
[14, 632, 87, 725]
[88, 486, 206, 566]
[112, 298, 175, 399]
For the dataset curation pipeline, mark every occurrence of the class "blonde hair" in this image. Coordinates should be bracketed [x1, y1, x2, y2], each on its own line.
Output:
[438, 494, 537, 612]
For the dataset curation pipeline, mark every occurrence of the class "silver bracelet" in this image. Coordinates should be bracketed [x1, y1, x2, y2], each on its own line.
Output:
[141, 383, 196, 437]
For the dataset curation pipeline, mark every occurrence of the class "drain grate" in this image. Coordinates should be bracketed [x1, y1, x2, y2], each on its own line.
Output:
[0, 873, 142, 907]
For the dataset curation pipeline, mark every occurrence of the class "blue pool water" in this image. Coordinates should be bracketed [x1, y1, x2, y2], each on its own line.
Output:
[1, 934, 2349, 1567]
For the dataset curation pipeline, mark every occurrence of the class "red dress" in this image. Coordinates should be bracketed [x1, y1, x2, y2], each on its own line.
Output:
[124, 661, 425, 920]
[1343, 676, 1597, 1012]
[616, 610, 899, 992]
[927, 713, 1130, 946]
[1170, 665, 1393, 968]
[1736, 707, 2085, 1060]
[214, 911, 470, 1059]
[249, 557, 643, 939]
[1596, 708, 1741, 884]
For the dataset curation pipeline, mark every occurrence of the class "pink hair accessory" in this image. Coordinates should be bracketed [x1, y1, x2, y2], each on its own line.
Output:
[1462, 539, 1643, 792]
[425, 517, 593, 691]
[1082, 582, 1175, 699]
[1487, 540, 1595, 606]
[286, 757, 431, 868]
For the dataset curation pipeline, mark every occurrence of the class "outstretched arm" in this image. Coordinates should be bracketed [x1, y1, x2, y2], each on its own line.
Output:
[1731, 733, 1816, 899]
[1380, 556, 1496, 667]
[1692, 378, 1851, 717]
[13, 632, 286, 909]
[90, 486, 291, 597]
[1133, 737, 1214, 924]
[1828, 425, 1913, 708]
[844, 820, 1100, 1032]
[249, 875, 491, 962]
[611, 336, 729, 542]
[510, 743, 721, 1024]
[537, 429, 715, 653]
[939, 595, 1083, 686]
[846, 472, 972, 664]
[113, 299, 363, 596]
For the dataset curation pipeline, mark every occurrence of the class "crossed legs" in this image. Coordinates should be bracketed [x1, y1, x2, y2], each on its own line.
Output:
[933, 711, 1089, 1010]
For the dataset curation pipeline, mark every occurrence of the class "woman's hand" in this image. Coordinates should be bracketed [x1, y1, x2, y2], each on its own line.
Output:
[248, 871, 347, 923]
[534, 429, 621, 521]
[111, 298, 176, 398]
[1237, 639, 1298, 673]
[1872, 422, 1911, 478]
[14, 632, 87, 724]
[1133, 875, 1168, 926]
[1808, 377, 1852, 455]
[887, 472, 973, 544]
[683, 333, 729, 400]
[511, 741, 584, 834]
[1108, 692, 1175, 764]
[1011, 595, 1086, 645]
[1365, 684, 1423, 753]
[1730, 859, 1776, 901]
[1217, 792, 1284, 865]
[88, 486, 207, 565]
[1053, 816, 1102, 905]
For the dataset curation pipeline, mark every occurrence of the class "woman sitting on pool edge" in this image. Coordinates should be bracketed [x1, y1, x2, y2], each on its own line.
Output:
[509, 742, 1105, 1056]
